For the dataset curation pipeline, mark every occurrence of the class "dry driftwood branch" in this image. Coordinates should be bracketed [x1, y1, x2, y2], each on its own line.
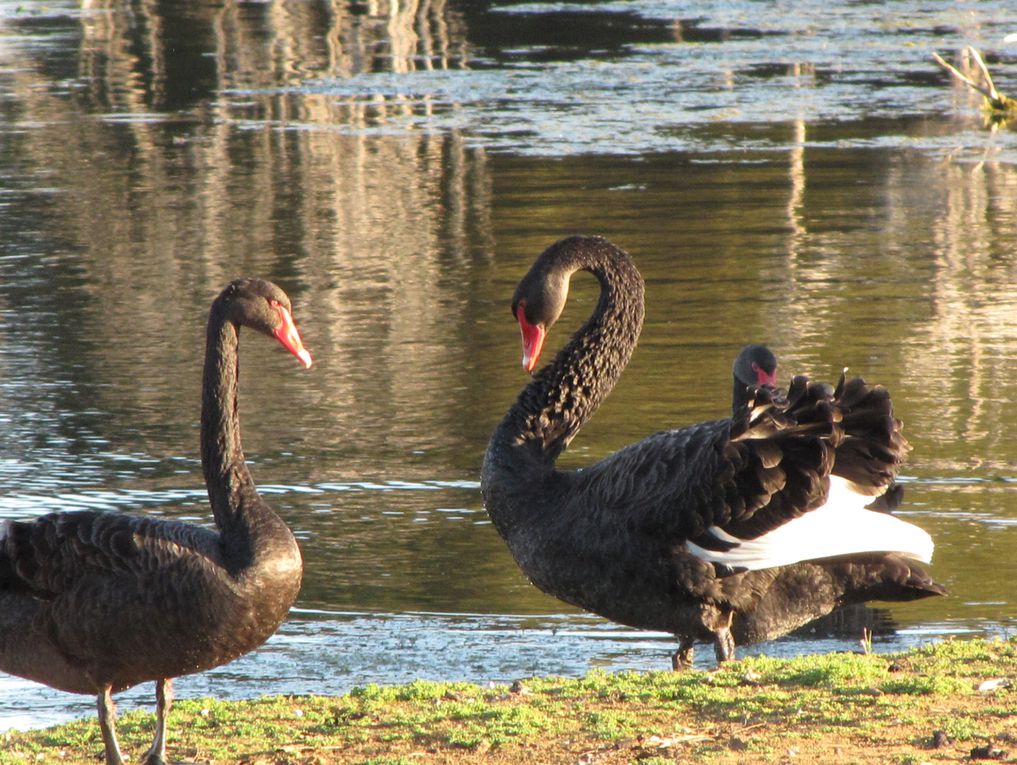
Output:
[934, 46, 1015, 114]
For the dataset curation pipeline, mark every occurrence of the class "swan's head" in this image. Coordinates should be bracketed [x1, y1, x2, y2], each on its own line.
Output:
[511, 264, 570, 373]
[733, 344, 777, 389]
[219, 278, 313, 369]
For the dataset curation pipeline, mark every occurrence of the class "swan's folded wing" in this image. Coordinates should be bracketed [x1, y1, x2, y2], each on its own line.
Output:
[686, 477, 934, 569]
[0, 511, 222, 598]
[572, 388, 819, 545]
[575, 417, 740, 540]
[686, 374, 930, 569]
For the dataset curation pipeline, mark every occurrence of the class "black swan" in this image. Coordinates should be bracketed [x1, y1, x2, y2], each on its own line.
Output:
[0, 278, 311, 765]
[725, 344, 930, 662]
[731, 344, 777, 412]
[481, 236, 945, 669]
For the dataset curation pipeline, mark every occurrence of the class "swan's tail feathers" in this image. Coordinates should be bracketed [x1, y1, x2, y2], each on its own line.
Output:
[866, 481, 904, 513]
[830, 373, 910, 497]
[725, 376, 841, 539]
[729, 371, 908, 517]
[688, 476, 935, 571]
[833, 553, 948, 602]
[734, 379, 835, 440]
[711, 370, 936, 571]
[732, 376, 839, 443]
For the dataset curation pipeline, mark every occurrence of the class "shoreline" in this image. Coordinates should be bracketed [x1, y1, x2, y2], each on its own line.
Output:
[2, 636, 1014, 764]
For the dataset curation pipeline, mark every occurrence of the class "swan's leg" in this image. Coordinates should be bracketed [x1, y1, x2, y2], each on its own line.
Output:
[671, 637, 695, 671]
[713, 626, 736, 664]
[711, 610, 736, 664]
[97, 685, 127, 765]
[141, 678, 173, 765]
[700, 604, 736, 665]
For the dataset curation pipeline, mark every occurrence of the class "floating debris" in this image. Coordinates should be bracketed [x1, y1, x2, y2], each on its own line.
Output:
[934, 46, 1017, 123]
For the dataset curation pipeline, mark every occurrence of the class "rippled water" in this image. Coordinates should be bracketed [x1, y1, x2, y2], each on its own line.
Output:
[2, 0, 1017, 732]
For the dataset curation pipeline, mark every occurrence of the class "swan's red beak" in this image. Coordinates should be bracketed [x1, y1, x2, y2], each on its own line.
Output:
[516, 307, 545, 373]
[753, 362, 777, 387]
[274, 306, 313, 369]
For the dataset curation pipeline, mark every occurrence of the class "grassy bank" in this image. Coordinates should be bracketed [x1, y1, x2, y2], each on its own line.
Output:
[2, 637, 1015, 764]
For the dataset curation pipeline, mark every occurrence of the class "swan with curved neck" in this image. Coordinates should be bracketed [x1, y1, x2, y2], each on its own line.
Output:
[0, 278, 310, 765]
[482, 236, 944, 668]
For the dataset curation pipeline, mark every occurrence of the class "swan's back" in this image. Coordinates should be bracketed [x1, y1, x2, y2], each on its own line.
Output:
[0, 508, 299, 693]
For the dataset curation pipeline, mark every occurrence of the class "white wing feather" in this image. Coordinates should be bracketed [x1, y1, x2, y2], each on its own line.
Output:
[686, 476, 934, 570]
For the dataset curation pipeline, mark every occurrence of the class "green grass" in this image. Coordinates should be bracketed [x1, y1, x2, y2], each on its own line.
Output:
[1, 636, 1015, 764]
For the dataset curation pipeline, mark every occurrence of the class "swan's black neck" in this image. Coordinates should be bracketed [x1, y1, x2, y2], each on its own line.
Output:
[201, 306, 261, 540]
[483, 237, 644, 529]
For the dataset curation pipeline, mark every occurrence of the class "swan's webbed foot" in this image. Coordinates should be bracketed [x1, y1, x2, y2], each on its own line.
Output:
[97, 686, 127, 765]
[671, 638, 695, 671]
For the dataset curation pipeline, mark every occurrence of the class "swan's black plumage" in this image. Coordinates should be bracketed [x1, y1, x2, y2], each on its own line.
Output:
[481, 236, 944, 669]
[726, 346, 932, 657]
[0, 278, 310, 764]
